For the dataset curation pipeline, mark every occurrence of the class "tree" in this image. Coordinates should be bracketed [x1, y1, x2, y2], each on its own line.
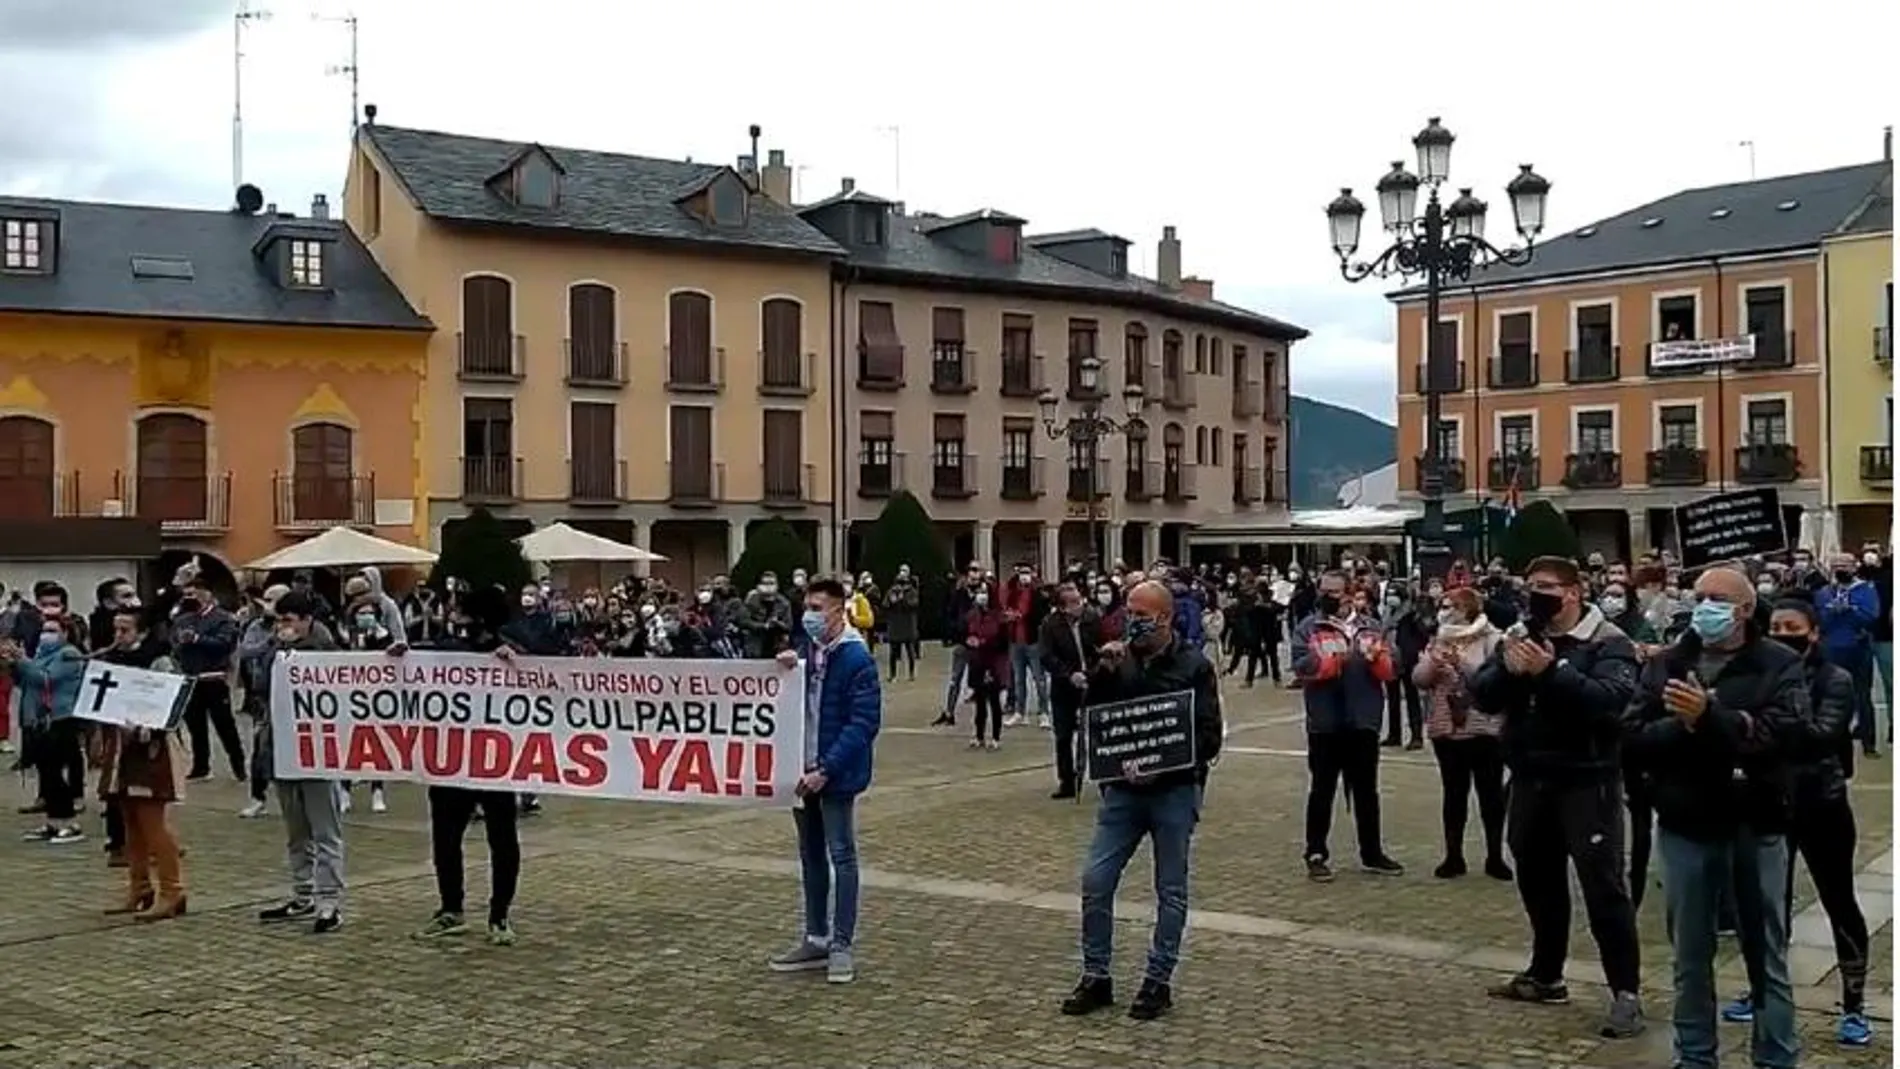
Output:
[433, 506, 532, 597]
[1496, 500, 1582, 571]
[732, 517, 816, 596]
[859, 490, 955, 639]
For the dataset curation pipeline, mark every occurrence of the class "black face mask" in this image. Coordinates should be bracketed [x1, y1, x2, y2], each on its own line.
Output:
[1525, 590, 1565, 625]
[1834, 570, 1855, 584]
[1315, 593, 1342, 618]
[1772, 633, 1812, 656]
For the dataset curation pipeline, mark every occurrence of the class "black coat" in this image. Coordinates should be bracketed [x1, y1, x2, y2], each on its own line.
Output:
[1792, 653, 1856, 806]
[1621, 631, 1815, 839]
[1469, 612, 1639, 783]
[1083, 635, 1222, 792]
[1037, 609, 1102, 702]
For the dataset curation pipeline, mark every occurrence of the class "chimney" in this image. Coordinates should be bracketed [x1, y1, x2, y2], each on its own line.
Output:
[1180, 276, 1215, 302]
[1885, 125, 1893, 161]
[841, 177, 856, 194]
[264, 202, 278, 217]
[736, 154, 758, 190]
[310, 193, 330, 220]
[1157, 225, 1182, 289]
[891, 200, 905, 216]
[760, 149, 793, 205]
[363, 102, 377, 125]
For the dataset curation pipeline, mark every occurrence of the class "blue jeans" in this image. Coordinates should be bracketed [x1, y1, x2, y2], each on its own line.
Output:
[1008, 642, 1048, 716]
[1080, 782, 1201, 984]
[1874, 642, 1893, 741]
[793, 793, 860, 950]
[941, 645, 969, 718]
[1659, 827, 1797, 1069]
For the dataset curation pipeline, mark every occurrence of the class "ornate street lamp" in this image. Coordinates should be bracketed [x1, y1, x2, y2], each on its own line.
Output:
[1038, 356, 1146, 567]
[1324, 118, 1550, 579]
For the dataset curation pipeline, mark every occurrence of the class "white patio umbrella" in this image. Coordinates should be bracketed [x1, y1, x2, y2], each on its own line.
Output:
[516, 522, 666, 564]
[246, 526, 439, 571]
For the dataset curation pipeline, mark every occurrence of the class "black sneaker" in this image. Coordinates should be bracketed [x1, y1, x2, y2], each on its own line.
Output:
[1380, 736, 1401, 748]
[1059, 976, 1114, 1016]
[260, 899, 316, 923]
[1433, 856, 1468, 879]
[1128, 979, 1173, 1021]
[1305, 854, 1334, 882]
[311, 909, 343, 934]
[1050, 786, 1078, 800]
[1483, 856, 1515, 881]
[1488, 973, 1570, 1004]
[186, 770, 212, 782]
[1362, 855, 1405, 876]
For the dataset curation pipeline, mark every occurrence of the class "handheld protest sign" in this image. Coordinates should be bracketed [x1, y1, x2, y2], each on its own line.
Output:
[74, 661, 194, 732]
[1673, 488, 1787, 572]
[1082, 689, 1196, 784]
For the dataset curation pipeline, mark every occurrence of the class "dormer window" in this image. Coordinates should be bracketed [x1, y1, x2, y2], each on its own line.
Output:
[1109, 245, 1127, 277]
[988, 225, 1021, 264]
[515, 153, 559, 208]
[853, 205, 886, 246]
[708, 174, 748, 227]
[2, 217, 50, 272]
[289, 240, 324, 287]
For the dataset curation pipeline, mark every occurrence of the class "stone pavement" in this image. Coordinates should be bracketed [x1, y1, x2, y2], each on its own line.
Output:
[0, 653, 1892, 1068]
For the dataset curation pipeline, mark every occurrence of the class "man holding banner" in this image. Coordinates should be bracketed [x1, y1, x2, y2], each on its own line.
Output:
[257, 592, 350, 935]
[1060, 580, 1222, 1023]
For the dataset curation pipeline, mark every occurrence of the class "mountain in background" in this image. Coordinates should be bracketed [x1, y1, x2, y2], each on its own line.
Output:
[1289, 395, 1396, 508]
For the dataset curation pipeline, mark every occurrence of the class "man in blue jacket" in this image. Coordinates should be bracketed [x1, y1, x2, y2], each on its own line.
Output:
[770, 576, 881, 985]
[171, 575, 246, 782]
[1815, 554, 1882, 757]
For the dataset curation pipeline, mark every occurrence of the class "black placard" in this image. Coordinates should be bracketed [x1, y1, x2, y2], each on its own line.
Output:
[1674, 488, 1787, 570]
[1083, 689, 1196, 783]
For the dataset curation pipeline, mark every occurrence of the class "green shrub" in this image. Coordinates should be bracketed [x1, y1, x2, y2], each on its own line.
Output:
[434, 507, 532, 596]
[1497, 499, 1582, 571]
[732, 517, 817, 596]
[859, 490, 955, 639]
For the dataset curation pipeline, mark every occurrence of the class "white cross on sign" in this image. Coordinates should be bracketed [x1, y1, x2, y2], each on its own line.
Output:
[75, 662, 189, 731]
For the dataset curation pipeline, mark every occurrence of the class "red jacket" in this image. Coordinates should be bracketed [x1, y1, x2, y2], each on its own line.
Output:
[963, 607, 1009, 683]
[1003, 579, 1036, 644]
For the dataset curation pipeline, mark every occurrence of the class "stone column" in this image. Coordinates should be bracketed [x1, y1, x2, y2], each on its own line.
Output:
[1628, 509, 1650, 559]
[1104, 521, 1127, 570]
[727, 519, 749, 573]
[1141, 523, 1163, 569]
[974, 522, 996, 572]
[631, 523, 654, 578]
[1039, 524, 1062, 578]
[816, 523, 836, 576]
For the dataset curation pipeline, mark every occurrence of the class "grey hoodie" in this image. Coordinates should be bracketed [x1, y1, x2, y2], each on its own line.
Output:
[255, 622, 339, 780]
[359, 566, 407, 645]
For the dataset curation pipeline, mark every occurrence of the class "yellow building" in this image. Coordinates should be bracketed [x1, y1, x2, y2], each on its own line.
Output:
[1823, 170, 1893, 548]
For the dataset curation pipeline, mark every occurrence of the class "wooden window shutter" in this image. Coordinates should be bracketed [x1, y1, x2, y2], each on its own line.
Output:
[860, 411, 895, 439]
[932, 307, 964, 344]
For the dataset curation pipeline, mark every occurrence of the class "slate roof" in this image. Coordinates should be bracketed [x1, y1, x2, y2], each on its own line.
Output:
[1026, 228, 1126, 247]
[0, 196, 431, 331]
[1834, 171, 1893, 236]
[1393, 159, 1893, 297]
[361, 124, 845, 258]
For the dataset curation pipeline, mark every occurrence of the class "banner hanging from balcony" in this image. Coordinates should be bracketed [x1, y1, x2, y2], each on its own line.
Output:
[1648, 335, 1757, 369]
[1673, 487, 1787, 570]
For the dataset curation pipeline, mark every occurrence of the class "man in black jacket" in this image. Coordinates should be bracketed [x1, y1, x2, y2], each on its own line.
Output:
[1623, 567, 1815, 1069]
[171, 575, 246, 781]
[1060, 580, 1221, 1023]
[1470, 556, 1644, 1039]
[1037, 582, 1100, 800]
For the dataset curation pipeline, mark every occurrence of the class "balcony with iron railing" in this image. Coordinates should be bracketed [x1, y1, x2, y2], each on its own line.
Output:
[1412, 455, 1468, 495]
[1734, 330, 1796, 371]
[856, 449, 909, 499]
[273, 473, 375, 530]
[1125, 462, 1156, 502]
[1233, 379, 1262, 418]
[1861, 445, 1892, 485]
[999, 352, 1045, 399]
[1735, 442, 1800, 484]
[665, 345, 727, 393]
[460, 455, 522, 502]
[0, 472, 83, 521]
[1646, 447, 1709, 487]
[1233, 465, 1265, 505]
[759, 350, 817, 398]
[930, 344, 977, 394]
[1159, 461, 1198, 502]
[668, 460, 725, 506]
[565, 338, 627, 387]
[763, 462, 817, 507]
[457, 332, 525, 381]
[123, 470, 232, 533]
[1414, 358, 1467, 394]
[1486, 451, 1541, 491]
[1065, 458, 1111, 503]
[999, 455, 1045, 501]
[568, 457, 625, 504]
[1161, 374, 1197, 411]
[931, 454, 979, 499]
[1562, 451, 1622, 490]
[1487, 346, 1538, 389]
[1565, 344, 1620, 384]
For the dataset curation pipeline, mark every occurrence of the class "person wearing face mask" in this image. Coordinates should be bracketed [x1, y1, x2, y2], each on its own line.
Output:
[1861, 546, 1893, 748]
[740, 572, 795, 660]
[1038, 582, 1102, 799]
[880, 570, 921, 681]
[169, 576, 246, 784]
[1814, 554, 1882, 757]
[1060, 581, 1222, 1022]
[400, 583, 448, 648]
[842, 578, 876, 650]
[933, 565, 987, 727]
[961, 584, 1010, 749]
[341, 589, 400, 814]
[237, 585, 327, 819]
[768, 578, 881, 984]
[1622, 567, 1816, 1068]
[92, 606, 189, 920]
[1712, 599, 1875, 1047]
[1414, 587, 1509, 880]
[1092, 582, 1126, 642]
[1290, 570, 1403, 881]
[1597, 582, 1657, 645]
[1381, 584, 1429, 750]
[4, 613, 89, 844]
[1470, 556, 1644, 1038]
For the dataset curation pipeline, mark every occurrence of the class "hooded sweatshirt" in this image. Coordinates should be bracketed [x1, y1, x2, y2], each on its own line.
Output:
[257, 622, 339, 779]
[359, 567, 408, 645]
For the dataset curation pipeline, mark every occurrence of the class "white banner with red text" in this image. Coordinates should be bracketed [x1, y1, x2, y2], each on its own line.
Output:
[269, 652, 804, 805]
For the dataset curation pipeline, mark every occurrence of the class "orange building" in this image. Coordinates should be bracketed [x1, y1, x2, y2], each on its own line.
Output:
[1392, 159, 1891, 559]
[0, 193, 432, 595]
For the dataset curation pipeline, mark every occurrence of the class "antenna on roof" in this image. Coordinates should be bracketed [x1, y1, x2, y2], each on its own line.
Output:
[233, 0, 273, 192]
[874, 124, 901, 196]
[1739, 140, 1756, 180]
[315, 10, 360, 134]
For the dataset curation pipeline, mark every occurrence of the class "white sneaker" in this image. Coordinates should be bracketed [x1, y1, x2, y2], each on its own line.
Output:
[967, 738, 983, 749]
[1003, 713, 1024, 728]
[370, 787, 388, 814]
[985, 739, 1001, 751]
[0, 740, 13, 755]
[338, 791, 353, 815]
[238, 799, 268, 819]
[1037, 714, 1052, 730]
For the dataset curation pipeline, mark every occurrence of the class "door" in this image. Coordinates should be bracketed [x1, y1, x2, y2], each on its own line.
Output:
[569, 402, 617, 499]
[668, 291, 713, 384]
[292, 422, 354, 522]
[669, 405, 714, 497]
[0, 416, 54, 520]
[568, 283, 617, 379]
[761, 299, 803, 389]
[462, 275, 514, 374]
[763, 410, 804, 500]
[462, 398, 514, 497]
[137, 414, 208, 522]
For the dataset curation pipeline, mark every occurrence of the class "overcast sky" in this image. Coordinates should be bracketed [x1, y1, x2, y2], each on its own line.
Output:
[1, 0, 1893, 423]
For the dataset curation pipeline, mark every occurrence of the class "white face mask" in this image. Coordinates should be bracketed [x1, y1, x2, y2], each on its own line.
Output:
[1436, 609, 1461, 628]
[520, 595, 538, 609]
[973, 594, 990, 607]
[639, 604, 656, 618]
[1600, 596, 1626, 616]
[1864, 552, 1881, 567]
[1096, 591, 1114, 606]
[697, 590, 712, 604]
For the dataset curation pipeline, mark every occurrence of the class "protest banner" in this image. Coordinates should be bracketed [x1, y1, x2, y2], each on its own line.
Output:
[1648, 335, 1757, 370]
[1083, 689, 1196, 783]
[1674, 487, 1787, 570]
[74, 661, 191, 731]
[270, 652, 804, 805]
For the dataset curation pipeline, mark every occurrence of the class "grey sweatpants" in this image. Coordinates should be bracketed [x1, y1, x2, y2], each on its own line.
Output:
[277, 780, 346, 909]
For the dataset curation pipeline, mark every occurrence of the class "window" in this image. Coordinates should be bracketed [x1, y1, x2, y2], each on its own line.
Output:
[136, 414, 210, 523]
[1657, 294, 1698, 341]
[760, 298, 803, 390]
[932, 414, 969, 495]
[999, 313, 1035, 395]
[0, 415, 55, 520]
[569, 283, 618, 380]
[569, 402, 617, 499]
[1433, 419, 1463, 459]
[363, 166, 382, 238]
[1746, 399, 1788, 445]
[2, 218, 47, 271]
[461, 275, 516, 376]
[858, 300, 903, 383]
[290, 422, 354, 522]
[1430, 318, 1461, 358]
[987, 225, 1020, 263]
[858, 411, 896, 495]
[708, 174, 747, 226]
[1209, 338, 1224, 376]
[515, 154, 559, 208]
[1575, 303, 1613, 354]
[462, 398, 514, 497]
[1194, 426, 1208, 465]
[1003, 423, 1032, 467]
[1162, 330, 1184, 382]
[1067, 318, 1099, 395]
[1498, 313, 1533, 360]
[1659, 404, 1699, 449]
[1124, 324, 1148, 393]
[1744, 285, 1787, 359]
[931, 306, 967, 390]
[287, 241, 324, 286]
[762, 409, 804, 500]
[1575, 410, 1616, 454]
[1109, 245, 1127, 277]
[1211, 427, 1223, 467]
[1193, 334, 1206, 374]
[1499, 414, 1534, 455]
[852, 206, 886, 246]
[668, 405, 715, 498]
[668, 291, 714, 386]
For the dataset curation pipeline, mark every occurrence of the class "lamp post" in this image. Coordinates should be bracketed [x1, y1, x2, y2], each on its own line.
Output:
[1325, 117, 1551, 580]
[1039, 355, 1146, 569]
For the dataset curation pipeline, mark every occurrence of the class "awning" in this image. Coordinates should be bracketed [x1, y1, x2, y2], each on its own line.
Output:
[516, 522, 665, 564]
[246, 527, 438, 571]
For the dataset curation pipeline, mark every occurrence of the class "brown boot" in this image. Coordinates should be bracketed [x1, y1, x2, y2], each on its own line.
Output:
[105, 890, 154, 916]
[105, 846, 127, 868]
[133, 896, 188, 923]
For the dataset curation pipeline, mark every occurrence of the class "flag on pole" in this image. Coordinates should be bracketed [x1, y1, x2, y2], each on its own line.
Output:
[1503, 464, 1522, 523]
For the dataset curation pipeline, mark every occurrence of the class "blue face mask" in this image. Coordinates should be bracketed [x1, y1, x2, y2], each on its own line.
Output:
[1125, 616, 1158, 644]
[1690, 600, 1738, 642]
[801, 609, 828, 641]
[38, 634, 61, 651]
